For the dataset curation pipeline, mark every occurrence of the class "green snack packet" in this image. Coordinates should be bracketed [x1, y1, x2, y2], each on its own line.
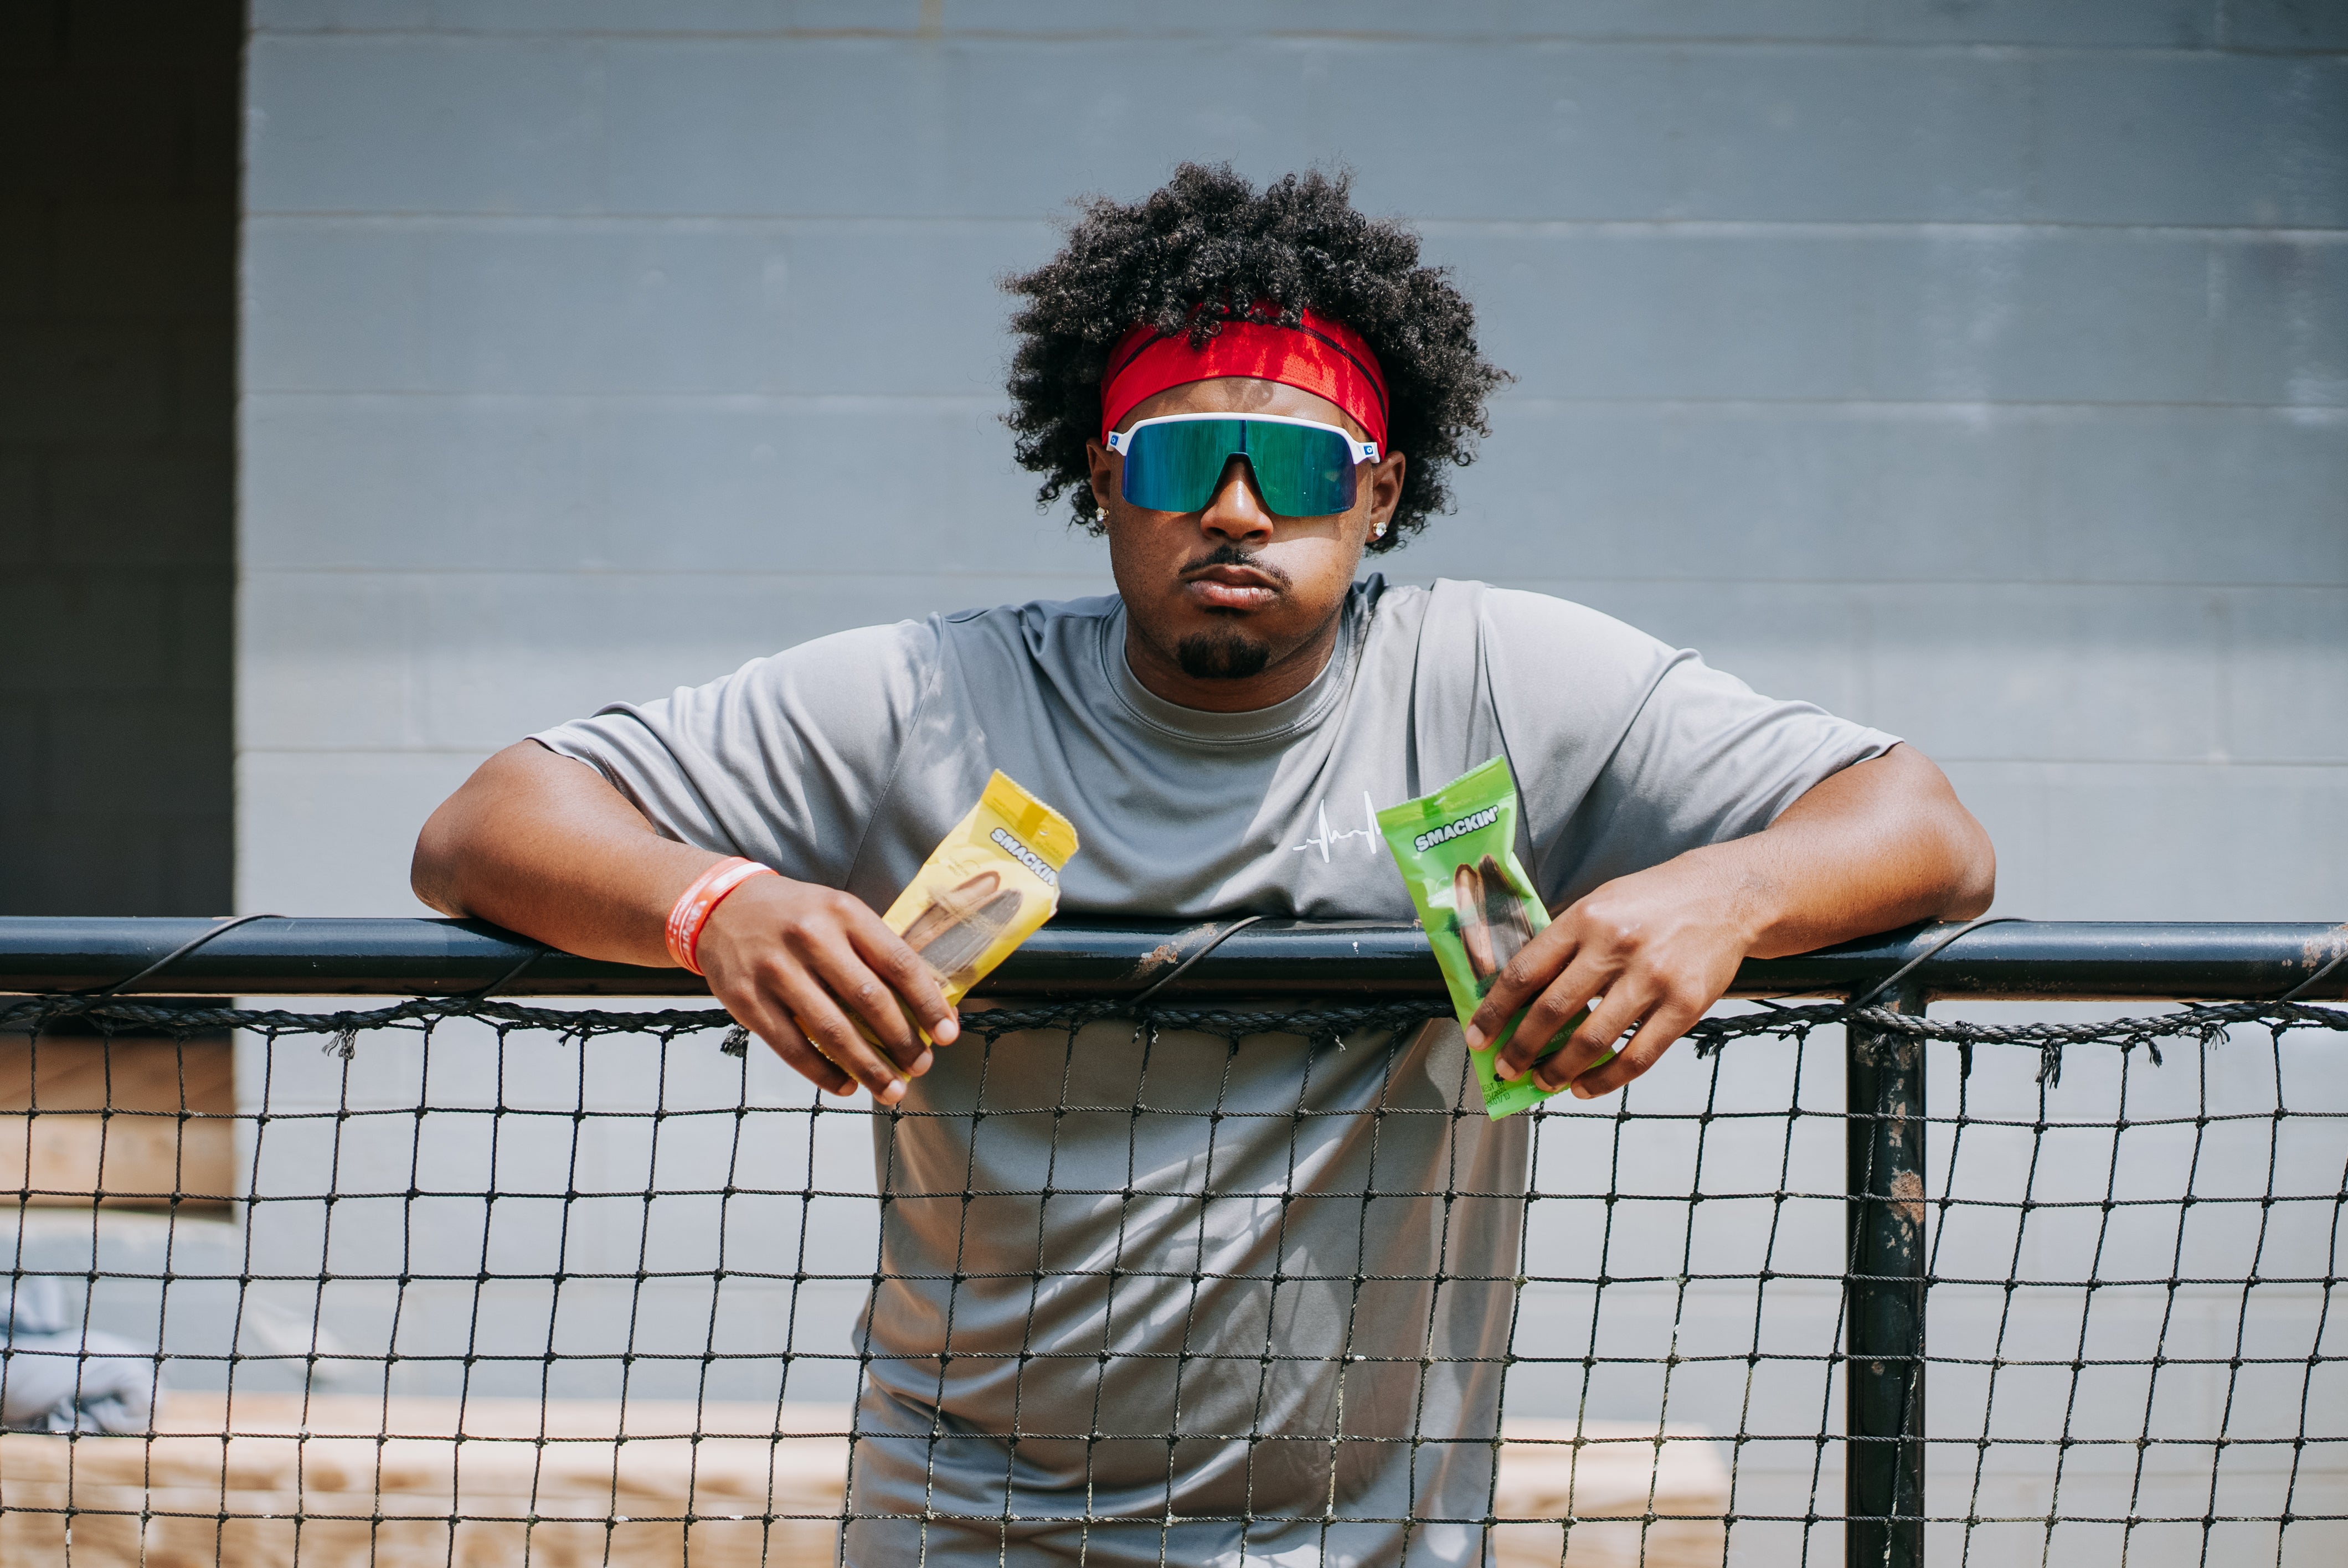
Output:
[1377, 756, 1599, 1118]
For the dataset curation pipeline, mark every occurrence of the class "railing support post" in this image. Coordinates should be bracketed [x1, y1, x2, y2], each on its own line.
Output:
[1847, 982, 1927, 1567]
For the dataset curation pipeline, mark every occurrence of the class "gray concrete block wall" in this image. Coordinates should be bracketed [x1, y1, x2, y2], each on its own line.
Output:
[1, 0, 240, 915]
[239, 4, 2348, 925]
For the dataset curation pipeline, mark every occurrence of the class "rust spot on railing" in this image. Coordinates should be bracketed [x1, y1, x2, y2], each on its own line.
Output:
[1889, 1170, 1925, 1231]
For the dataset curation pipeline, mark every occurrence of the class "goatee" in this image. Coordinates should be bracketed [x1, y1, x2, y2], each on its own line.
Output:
[1175, 630, 1273, 680]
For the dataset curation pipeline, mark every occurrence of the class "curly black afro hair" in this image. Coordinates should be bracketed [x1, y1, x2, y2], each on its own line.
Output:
[1003, 163, 1508, 551]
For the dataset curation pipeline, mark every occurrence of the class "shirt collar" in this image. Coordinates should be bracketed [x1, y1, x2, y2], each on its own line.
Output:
[1100, 584, 1367, 746]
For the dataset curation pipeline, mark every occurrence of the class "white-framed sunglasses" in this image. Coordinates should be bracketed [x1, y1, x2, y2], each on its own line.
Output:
[1105, 412, 1382, 517]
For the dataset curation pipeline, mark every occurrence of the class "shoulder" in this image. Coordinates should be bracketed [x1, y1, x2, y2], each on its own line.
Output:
[699, 594, 1119, 720]
[719, 616, 943, 711]
[766, 593, 1119, 672]
[936, 592, 1121, 643]
[1475, 581, 1671, 663]
[1365, 576, 1677, 679]
[786, 615, 940, 667]
[928, 591, 1122, 681]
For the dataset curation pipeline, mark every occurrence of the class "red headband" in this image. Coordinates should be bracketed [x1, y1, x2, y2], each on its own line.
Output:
[1099, 306, 1389, 448]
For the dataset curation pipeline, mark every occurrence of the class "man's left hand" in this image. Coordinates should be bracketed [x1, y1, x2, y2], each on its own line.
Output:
[1460, 744, 1996, 1098]
[1465, 853, 1752, 1097]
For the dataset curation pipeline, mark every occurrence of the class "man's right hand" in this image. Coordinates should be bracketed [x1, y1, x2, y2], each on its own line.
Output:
[694, 874, 959, 1105]
[412, 740, 959, 1106]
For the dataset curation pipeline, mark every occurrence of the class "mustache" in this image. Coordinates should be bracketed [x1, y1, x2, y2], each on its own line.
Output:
[1178, 543, 1293, 589]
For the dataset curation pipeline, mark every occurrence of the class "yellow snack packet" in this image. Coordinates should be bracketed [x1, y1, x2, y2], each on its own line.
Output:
[879, 771, 1079, 1028]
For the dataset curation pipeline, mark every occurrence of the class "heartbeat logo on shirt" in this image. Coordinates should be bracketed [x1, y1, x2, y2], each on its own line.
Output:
[1291, 791, 1382, 862]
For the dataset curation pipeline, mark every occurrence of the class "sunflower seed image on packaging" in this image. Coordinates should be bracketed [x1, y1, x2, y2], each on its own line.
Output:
[870, 771, 1079, 1049]
[1377, 756, 1601, 1118]
[901, 871, 1025, 988]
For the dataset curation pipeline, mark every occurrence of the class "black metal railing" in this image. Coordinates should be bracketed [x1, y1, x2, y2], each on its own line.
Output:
[2, 916, 2343, 1567]
[6, 914, 2344, 1001]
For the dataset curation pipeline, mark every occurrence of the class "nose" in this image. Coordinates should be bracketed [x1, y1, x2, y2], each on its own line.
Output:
[1198, 456, 1274, 544]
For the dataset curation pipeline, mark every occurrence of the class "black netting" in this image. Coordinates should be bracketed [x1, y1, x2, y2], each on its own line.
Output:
[0, 989, 2341, 1565]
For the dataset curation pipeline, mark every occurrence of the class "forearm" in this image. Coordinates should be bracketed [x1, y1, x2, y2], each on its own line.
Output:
[1682, 742, 1996, 961]
[1477, 741, 1994, 1096]
[413, 740, 956, 1103]
[411, 740, 718, 967]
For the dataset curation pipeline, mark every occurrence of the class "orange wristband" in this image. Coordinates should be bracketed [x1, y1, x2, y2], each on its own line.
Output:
[665, 857, 777, 975]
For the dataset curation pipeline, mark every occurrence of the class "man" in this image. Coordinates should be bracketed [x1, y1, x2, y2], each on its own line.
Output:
[413, 165, 1993, 1564]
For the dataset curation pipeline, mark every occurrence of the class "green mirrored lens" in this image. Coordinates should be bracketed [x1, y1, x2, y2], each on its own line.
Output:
[1120, 419, 1238, 514]
[1120, 419, 1360, 517]
[1244, 420, 1358, 517]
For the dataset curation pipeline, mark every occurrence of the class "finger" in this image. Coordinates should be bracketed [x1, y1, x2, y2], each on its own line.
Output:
[727, 992, 855, 1097]
[772, 970, 918, 1105]
[1531, 974, 1662, 1091]
[804, 932, 931, 1071]
[1492, 942, 1619, 1079]
[1570, 992, 1708, 1099]
[840, 905, 959, 1046]
[1465, 924, 1578, 1051]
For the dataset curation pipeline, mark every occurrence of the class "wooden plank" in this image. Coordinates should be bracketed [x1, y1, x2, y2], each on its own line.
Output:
[0, 1395, 1728, 1566]
[0, 1112, 236, 1207]
[0, 1039, 235, 1116]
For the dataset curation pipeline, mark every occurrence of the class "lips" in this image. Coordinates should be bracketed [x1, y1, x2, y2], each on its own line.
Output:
[1183, 565, 1283, 611]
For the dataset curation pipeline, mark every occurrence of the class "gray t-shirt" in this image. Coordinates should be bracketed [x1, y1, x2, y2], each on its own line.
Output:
[535, 576, 1894, 1565]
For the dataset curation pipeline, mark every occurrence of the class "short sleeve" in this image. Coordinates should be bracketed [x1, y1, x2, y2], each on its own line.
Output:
[531, 618, 939, 888]
[1476, 589, 1900, 907]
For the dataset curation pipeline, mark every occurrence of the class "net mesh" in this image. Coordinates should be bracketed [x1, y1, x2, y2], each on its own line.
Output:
[0, 989, 2341, 1566]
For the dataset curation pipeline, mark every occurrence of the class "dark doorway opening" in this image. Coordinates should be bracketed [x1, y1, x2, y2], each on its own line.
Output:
[1, 1, 240, 915]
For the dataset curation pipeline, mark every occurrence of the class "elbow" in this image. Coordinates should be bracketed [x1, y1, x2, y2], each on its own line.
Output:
[410, 800, 469, 917]
[1880, 742, 1996, 922]
[1947, 848, 1996, 922]
[1939, 805, 1997, 922]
